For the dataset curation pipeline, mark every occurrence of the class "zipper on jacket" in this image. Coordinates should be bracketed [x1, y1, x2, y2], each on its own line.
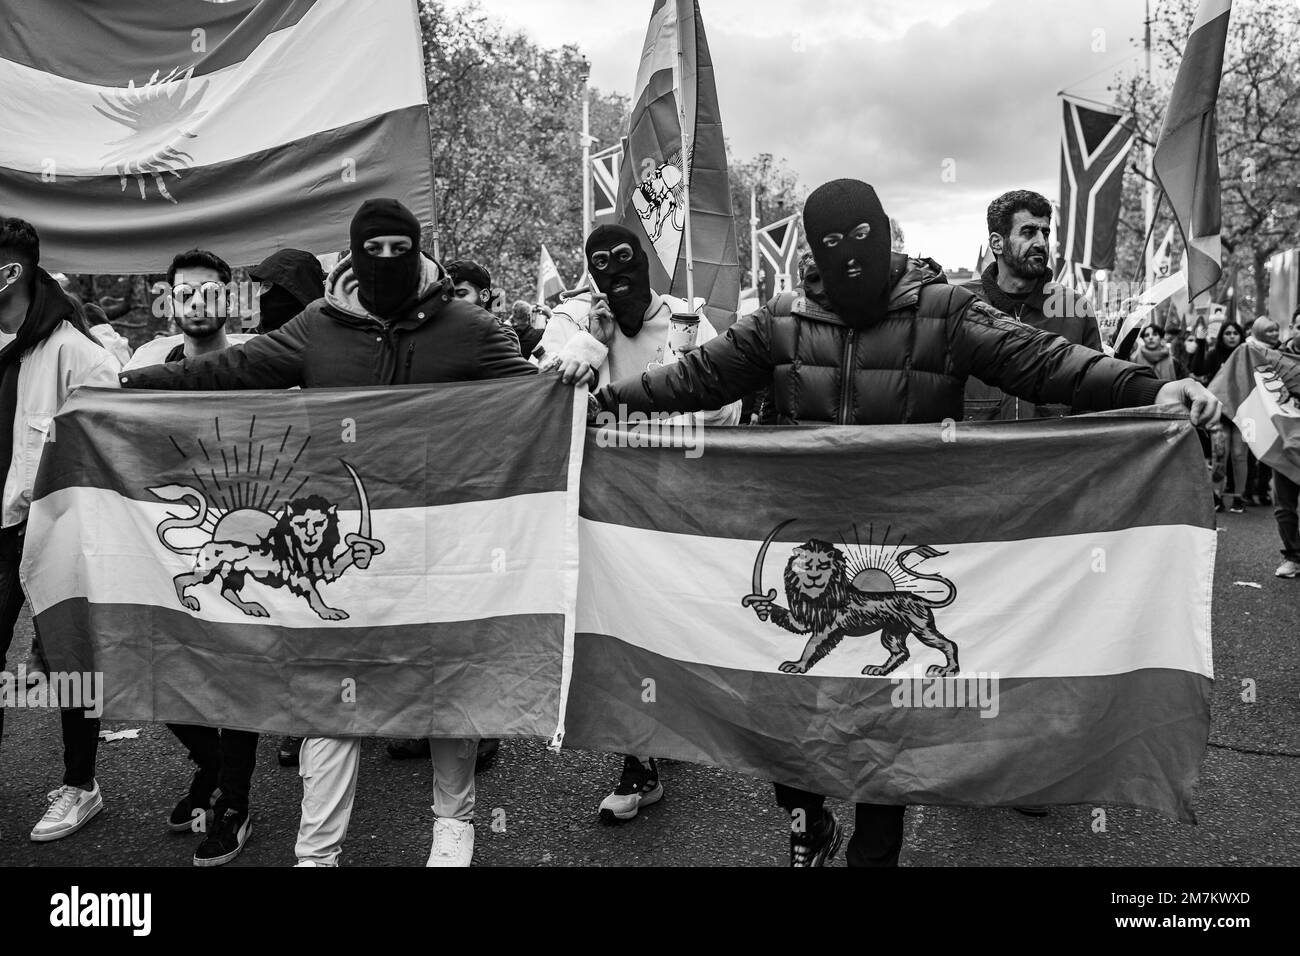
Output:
[403, 343, 415, 384]
[838, 328, 856, 425]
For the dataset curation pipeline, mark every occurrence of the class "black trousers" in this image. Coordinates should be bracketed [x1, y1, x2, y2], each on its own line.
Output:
[774, 782, 905, 867]
[1273, 472, 1300, 562]
[167, 723, 258, 817]
[0, 525, 100, 787]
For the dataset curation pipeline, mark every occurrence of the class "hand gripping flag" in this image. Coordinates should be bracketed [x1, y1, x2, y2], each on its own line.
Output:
[0, 0, 434, 273]
[22, 378, 586, 741]
[565, 414, 1214, 821]
[616, 0, 740, 330]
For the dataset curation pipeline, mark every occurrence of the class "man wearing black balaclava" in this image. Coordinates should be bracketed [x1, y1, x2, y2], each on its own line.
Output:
[249, 248, 326, 334]
[538, 223, 740, 825]
[588, 177, 1221, 867]
[122, 197, 537, 869]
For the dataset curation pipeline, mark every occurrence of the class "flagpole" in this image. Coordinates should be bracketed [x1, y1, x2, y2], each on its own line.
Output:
[675, 3, 696, 311]
[580, 58, 592, 242]
[1142, 0, 1156, 289]
[750, 187, 759, 292]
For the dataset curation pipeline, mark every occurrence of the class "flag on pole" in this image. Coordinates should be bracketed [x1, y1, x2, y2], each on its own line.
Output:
[1267, 249, 1299, 333]
[1058, 95, 1135, 272]
[756, 214, 801, 294]
[975, 244, 995, 273]
[0, 0, 434, 273]
[537, 244, 564, 304]
[1154, 224, 1177, 278]
[1210, 342, 1300, 484]
[1153, 0, 1232, 302]
[591, 143, 624, 228]
[564, 416, 1213, 821]
[616, 0, 740, 330]
[23, 378, 586, 739]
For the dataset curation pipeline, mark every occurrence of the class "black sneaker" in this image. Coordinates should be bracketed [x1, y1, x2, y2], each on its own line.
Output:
[168, 772, 219, 833]
[598, 755, 663, 824]
[1214, 494, 1224, 513]
[194, 810, 252, 867]
[386, 738, 431, 760]
[277, 736, 303, 767]
[790, 808, 843, 867]
[475, 738, 500, 773]
[1229, 497, 1245, 514]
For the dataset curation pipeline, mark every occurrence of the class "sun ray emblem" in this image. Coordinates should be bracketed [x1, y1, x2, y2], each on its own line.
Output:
[93, 67, 210, 204]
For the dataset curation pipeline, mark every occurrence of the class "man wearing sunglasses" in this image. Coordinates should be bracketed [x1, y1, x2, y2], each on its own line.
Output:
[123, 250, 253, 371]
[537, 223, 741, 825]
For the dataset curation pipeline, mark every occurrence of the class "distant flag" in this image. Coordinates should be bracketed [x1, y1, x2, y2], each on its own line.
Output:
[591, 143, 623, 228]
[1153, 224, 1177, 278]
[756, 214, 801, 294]
[1210, 343, 1300, 485]
[537, 244, 564, 304]
[1267, 249, 1300, 333]
[1058, 95, 1135, 273]
[616, 0, 740, 329]
[0, 0, 434, 273]
[1153, 0, 1232, 302]
[975, 244, 995, 273]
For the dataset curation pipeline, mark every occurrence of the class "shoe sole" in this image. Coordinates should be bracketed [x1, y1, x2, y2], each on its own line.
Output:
[598, 783, 664, 825]
[1277, 572, 1300, 579]
[193, 821, 252, 867]
[30, 798, 103, 842]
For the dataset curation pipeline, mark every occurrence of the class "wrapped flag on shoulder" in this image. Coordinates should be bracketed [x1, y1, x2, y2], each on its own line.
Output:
[1210, 342, 1300, 484]
[566, 415, 1214, 821]
[21, 377, 585, 740]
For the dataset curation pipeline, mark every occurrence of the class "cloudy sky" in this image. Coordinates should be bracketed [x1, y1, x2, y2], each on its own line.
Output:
[450, 0, 1152, 270]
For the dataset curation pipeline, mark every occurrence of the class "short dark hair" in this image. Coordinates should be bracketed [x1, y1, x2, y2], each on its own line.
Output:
[446, 259, 491, 292]
[166, 249, 232, 286]
[0, 216, 41, 285]
[1141, 323, 1165, 338]
[987, 190, 1053, 238]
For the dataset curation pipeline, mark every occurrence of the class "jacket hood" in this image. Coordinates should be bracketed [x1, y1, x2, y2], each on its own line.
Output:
[249, 249, 326, 308]
[324, 253, 446, 323]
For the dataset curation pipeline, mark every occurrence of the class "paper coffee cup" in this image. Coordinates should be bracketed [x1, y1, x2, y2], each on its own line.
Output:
[667, 313, 700, 359]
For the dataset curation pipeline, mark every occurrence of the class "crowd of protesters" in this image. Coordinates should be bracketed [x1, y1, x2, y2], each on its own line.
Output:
[2, 174, 1294, 869]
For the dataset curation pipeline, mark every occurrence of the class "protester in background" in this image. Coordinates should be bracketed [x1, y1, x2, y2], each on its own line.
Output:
[123, 250, 254, 371]
[122, 198, 535, 868]
[962, 190, 1101, 420]
[509, 299, 545, 358]
[1239, 318, 1282, 506]
[1131, 324, 1188, 382]
[1248, 316, 1281, 349]
[543, 223, 741, 825]
[0, 217, 121, 843]
[586, 178, 1220, 867]
[82, 302, 133, 366]
[249, 248, 326, 334]
[1192, 321, 1242, 383]
[1192, 322, 1249, 513]
[446, 258, 519, 361]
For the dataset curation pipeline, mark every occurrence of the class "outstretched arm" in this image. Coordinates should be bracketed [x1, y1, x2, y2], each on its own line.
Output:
[122, 317, 310, 390]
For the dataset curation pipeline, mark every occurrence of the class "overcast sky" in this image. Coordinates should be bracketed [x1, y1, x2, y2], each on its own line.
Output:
[449, 0, 1152, 271]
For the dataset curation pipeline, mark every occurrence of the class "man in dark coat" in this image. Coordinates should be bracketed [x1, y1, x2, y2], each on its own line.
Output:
[585, 178, 1220, 868]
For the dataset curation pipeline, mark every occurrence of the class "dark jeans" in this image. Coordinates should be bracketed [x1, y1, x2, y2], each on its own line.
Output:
[167, 723, 258, 817]
[1273, 472, 1300, 561]
[0, 525, 100, 788]
[774, 782, 905, 867]
[1247, 455, 1273, 499]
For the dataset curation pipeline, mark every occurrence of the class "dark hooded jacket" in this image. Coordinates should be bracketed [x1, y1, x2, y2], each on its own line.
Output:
[598, 253, 1163, 426]
[961, 261, 1102, 420]
[249, 249, 326, 317]
[120, 254, 535, 390]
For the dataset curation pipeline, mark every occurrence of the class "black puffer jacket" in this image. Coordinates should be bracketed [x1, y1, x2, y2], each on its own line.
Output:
[600, 254, 1163, 425]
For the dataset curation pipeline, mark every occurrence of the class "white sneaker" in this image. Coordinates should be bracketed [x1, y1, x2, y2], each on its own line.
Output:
[31, 781, 103, 842]
[1276, 559, 1300, 578]
[426, 817, 474, 867]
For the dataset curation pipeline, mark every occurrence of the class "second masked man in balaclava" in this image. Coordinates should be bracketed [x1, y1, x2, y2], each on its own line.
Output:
[120, 197, 538, 869]
[535, 222, 740, 824]
[587, 177, 1219, 867]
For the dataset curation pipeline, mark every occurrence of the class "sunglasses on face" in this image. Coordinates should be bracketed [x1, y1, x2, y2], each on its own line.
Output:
[172, 281, 226, 304]
[590, 243, 635, 272]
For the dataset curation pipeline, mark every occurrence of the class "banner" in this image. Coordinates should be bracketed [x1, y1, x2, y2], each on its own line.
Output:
[615, 0, 740, 330]
[538, 243, 563, 303]
[756, 214, 801, 295]
[1059, 95, 1134, 272]
[565, 415, 1214, 821]
[22, 377, 586, 740]
[591, 142, 623, 228]
[1153, 0, 1232, 302]
[1210, 342, 1300, 484]
[0, 0, 434, 273]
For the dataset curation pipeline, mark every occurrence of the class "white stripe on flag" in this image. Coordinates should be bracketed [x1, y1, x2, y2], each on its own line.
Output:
[25, 488, 572, 628]
[577, 519, 1214, 680]
[0, 0, 425, 175]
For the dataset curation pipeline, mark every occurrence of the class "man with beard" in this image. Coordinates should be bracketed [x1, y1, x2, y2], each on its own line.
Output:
[122, 250, 253, 371]
[123, 198, 536, 867]
[544, 223, 740, 823]
[962, 191, 1101, 421]
[585, 178, 1220, 866]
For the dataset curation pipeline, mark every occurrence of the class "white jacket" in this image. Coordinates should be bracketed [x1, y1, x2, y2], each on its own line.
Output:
[3, 322, 122, 528]
[122, 332, 255, 371]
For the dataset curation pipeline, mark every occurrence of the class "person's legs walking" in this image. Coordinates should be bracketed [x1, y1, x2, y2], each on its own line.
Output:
[845, 803, 906, 867]
[295, 737, 361, 866]
[774, 782, 842, 866]
[1272, 472, 1300, 577]
[426, 737, 477, 866]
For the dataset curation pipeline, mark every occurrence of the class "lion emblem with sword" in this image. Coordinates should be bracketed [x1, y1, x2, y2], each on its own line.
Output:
[742, 520, 960, 677]
[151, 459, 385, 621]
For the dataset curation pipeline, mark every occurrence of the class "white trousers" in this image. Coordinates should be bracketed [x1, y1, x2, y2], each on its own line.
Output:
[295, 736, 478, 866]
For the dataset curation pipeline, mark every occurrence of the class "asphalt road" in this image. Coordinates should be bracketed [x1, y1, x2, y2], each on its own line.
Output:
[1, 503, 1296, 867]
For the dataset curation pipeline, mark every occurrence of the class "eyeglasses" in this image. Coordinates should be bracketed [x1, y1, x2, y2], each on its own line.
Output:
[590, 243, 635, 271]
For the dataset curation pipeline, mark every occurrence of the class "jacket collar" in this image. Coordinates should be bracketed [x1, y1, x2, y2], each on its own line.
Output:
[323, 254, 450, 329]
[792, 253, 943, 326]
[979, 261, 1051, 316]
